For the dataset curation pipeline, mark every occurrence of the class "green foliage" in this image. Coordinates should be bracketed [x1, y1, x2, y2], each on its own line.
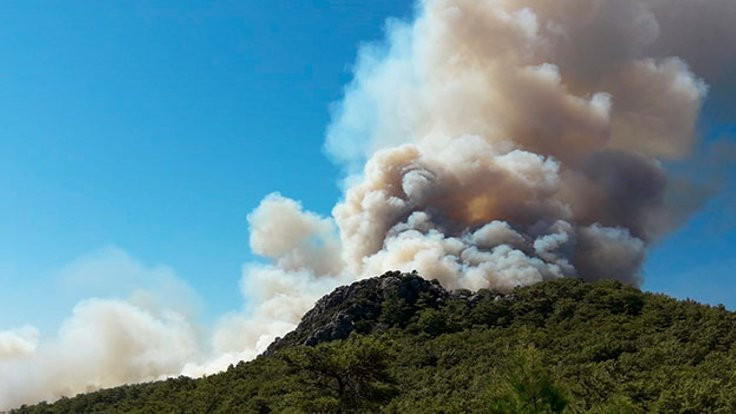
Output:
[280, 335, 398, 413]
[379, 290, 413, 327]
[14, 278, 736, 413]
[414, 308, 448, 336]
[488, 345, 568, 414]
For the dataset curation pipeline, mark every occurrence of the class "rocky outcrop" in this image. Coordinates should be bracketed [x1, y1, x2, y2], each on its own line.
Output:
[264, 271, 449, 355]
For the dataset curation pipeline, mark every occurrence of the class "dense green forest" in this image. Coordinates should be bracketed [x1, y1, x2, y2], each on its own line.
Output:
[13, 274, 736, 413]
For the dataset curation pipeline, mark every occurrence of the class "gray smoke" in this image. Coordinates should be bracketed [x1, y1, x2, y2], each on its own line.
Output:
[325, 0, 721, 288]
[217, 0, 735, 370]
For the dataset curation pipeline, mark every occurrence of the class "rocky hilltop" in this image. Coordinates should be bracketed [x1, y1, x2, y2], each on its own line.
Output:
[265, 270, 510, 355]
[265, 271, 450, 354]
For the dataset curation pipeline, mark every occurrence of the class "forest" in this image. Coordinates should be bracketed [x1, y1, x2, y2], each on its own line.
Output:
[13, 274, 736, 413]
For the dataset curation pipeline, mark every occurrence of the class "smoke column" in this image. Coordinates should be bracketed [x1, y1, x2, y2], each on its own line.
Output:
[2, 0, 736, 409]
[209, 0, 736, 382]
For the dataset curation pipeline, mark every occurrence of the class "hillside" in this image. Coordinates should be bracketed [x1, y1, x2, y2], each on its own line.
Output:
[13, 271, 736, 413]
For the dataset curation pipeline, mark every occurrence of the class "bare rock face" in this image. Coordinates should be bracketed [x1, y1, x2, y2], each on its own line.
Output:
[263, 271, 448, 355]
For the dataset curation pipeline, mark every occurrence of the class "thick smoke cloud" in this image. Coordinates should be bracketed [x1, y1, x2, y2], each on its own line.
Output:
[229, 0, 733, 375]
[327, 0, 712, 288]
[211, 0, 731, 366]
[2, 0, 735, 409]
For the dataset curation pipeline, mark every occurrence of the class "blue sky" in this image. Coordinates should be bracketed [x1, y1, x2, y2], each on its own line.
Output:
[0, 0, 734, 333]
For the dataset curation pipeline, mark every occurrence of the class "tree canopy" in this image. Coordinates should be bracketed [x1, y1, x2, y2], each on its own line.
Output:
[13, 278, 736, 413]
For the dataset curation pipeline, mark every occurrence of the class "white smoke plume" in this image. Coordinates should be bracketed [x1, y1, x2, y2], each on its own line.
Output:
[218, 0, 735, 372]
[0, 250, 204, 410]
[325, 0, 725, 288]
[0, 299, 200, 410]
[3, 0, 736, 410]
[0, 327, 39, 360]
[183, 195, 351, 377]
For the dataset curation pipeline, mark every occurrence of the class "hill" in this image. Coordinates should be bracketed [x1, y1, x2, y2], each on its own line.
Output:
[12, 271, 736, 413]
